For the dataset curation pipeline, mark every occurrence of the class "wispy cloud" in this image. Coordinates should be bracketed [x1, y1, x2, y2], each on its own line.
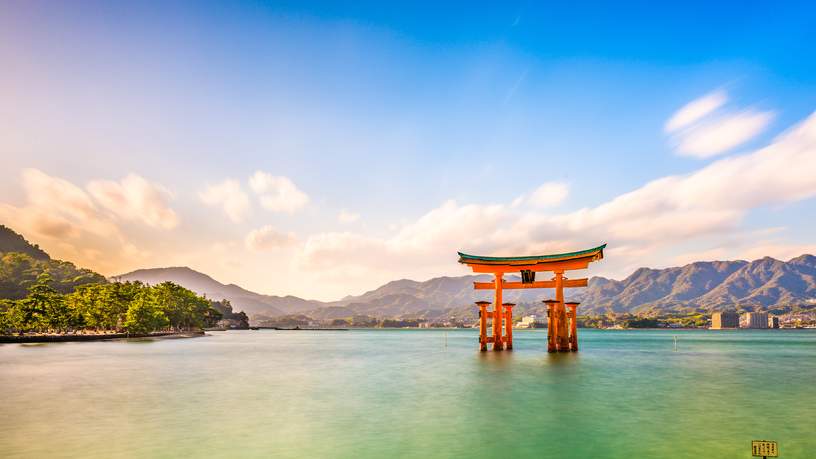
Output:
[249, 171, 309, 213]
[245, 225, 297, 251]
[338, 210, 360, 224]
[503, 69, 528, 104]
[674, 110, 774, 158]
[88, 174, 179, 229]
[199, 179, 250, 223]
[664, 90, 726, 132]
[665, 90, 774, 158]
[512, 182, 568, 208]
[21, 168, 99, 223]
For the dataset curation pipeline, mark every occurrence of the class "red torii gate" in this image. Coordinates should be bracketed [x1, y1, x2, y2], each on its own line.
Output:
[458, 244, 605, 352]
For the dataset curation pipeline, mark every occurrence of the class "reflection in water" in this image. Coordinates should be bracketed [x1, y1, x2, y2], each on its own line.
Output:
[544, 350, 580, 366]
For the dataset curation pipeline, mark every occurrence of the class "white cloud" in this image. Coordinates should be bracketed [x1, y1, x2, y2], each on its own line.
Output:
[22, 168, 98, 222]
[512, 182, 569, 208]
[0, 203, 80, 239]
[245, 225, 297, 251]
[665, 89, 774, 159]
[199, 179, 250, 223]
[298, 111, 816, 283]
[674, 110, 774, 158]
[249, 171, 309, 213]
[9, 168, 122, 239]
[87, 174, 179, 229]
[300, 232, 391, 271]
[664, 90, 727, 132]
[337, 210, 360, 224]
[0, 169, 161, 275]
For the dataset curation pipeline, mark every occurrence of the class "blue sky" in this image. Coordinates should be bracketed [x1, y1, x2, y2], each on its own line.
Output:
[2, 1, 816, 299]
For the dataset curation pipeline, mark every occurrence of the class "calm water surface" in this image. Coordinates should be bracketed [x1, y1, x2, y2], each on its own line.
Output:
[1, 329, 814, 458]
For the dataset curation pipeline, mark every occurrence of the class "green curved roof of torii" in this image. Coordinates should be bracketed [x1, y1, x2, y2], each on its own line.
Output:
[458, 243, 606, 265]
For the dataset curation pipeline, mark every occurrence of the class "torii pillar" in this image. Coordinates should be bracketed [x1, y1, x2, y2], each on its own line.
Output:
[544, 299, 559, 353]
[492, 273, 504, 350]
[476, 301, 490, 351]
[554, 271, 570, 352]
[566, 301, 580, 351]
[503, 302, 515, 350]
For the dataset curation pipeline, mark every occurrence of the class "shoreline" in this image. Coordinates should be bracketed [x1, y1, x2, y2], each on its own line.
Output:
[0, 330, 205, 344]
[253, 326, 349, 331]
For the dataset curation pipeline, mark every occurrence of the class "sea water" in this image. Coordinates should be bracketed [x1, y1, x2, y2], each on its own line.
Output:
[1, 329, 814, 458]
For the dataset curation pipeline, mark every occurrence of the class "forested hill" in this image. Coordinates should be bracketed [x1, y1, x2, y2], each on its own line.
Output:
[0, 225, 49, 260]
[0, 225, 106, 299]
[115, 267, 319, 316]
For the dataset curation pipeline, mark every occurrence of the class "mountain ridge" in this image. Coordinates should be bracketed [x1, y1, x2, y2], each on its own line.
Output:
[116, 254, 816, 319]
[0, 225, 50, 260]
[115, 266, 328, 316]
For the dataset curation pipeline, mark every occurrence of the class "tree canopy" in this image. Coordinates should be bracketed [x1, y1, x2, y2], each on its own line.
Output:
[0, 252, 106, 299]
[1, 278, 225, 335]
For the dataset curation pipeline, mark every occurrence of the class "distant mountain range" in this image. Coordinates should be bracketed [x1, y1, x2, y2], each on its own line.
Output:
[6, 222, 814, 319]
[113, 267, 321, 317]
[117, 254, 816, 319]
[579, 255, 816, 314]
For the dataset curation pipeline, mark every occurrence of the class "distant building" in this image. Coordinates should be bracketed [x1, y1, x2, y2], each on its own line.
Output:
[711, 311, 740, 329]
[517, 315, 538, 328]
[744, 312, 769, 329]
[516, 315, 547, 328]
[768, 316, 779, 329]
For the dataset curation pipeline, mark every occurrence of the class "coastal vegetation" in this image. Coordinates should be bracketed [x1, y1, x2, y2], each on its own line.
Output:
[0, 226, 229, 337]
[0, 273, 223, 335]
[209, 299, 250, 329]
[0, 251, 107, 299]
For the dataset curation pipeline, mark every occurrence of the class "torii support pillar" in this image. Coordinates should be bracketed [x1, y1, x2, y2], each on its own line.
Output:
[476, 301, 490, 351]
[503, 303, 515, 350]
[492, 273, 504, 351]
[566, 302, 579, 352]
[554, 271, 570, 352]
[544, 299, 558, 353]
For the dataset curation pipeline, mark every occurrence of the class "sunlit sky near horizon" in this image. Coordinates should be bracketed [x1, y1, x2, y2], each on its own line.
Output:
[2, 1, 816, 300]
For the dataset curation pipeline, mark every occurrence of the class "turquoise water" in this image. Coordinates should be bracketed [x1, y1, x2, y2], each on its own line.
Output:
[1, 329, 814, 458]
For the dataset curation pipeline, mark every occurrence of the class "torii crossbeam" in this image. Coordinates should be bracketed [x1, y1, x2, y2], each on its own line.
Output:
[458, 244, 606, 352]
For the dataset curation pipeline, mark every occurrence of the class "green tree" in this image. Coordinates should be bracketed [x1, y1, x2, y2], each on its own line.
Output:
[0, 299, 18, 334]
[17, 272, 65, 332]
[0, 252, 42, 299]
[124, 289, 169, 334]
[43, 292, 72, 332]
[151, 282, 212, 330]
[100, 282, 141, 330]
[66, 282, 144, 332]
[203, 307, 223, 328]
[0, 251, 106, 300]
